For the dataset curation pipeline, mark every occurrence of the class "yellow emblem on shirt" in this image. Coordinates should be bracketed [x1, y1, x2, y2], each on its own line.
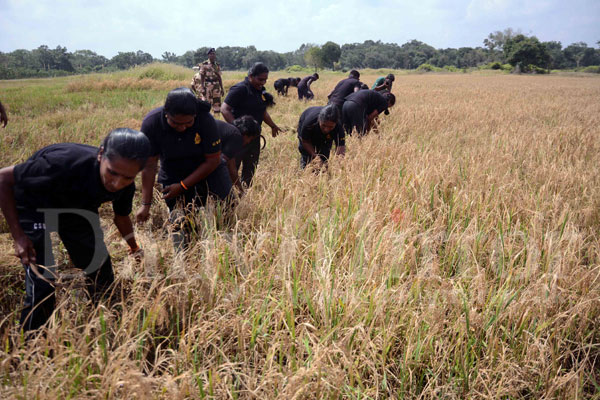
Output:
[212, 138, 221, 147]
[195, 133, 201, 144]
[262, 94, 266, 101]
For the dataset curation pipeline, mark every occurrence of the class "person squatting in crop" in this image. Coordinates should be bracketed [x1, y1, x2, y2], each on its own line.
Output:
[0, 129, 151, 331]
[297, 104, 345, 169]
[221, 62, 282, 187]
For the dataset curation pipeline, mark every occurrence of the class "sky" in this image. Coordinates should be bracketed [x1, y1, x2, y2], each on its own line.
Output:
[1, 0, 598, 58]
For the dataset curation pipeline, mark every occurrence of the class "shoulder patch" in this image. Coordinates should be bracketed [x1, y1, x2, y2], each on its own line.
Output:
[195, 133, 201, 144]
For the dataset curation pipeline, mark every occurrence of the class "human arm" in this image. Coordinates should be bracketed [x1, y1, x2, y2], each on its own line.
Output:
[263, 110, 281, 137]
[225, 156, 243, 193]
[221, 102, 235, 123]
[161, 153, 221, 199]
[301, 139, 317, 158]
[335, 145, 346, 156]
[0, 101, 7, 128]
[365, 110, 380, 132]
[0, 166, 36, 264]
[114, 214, 140, 254]
[135, 155, 159, 223]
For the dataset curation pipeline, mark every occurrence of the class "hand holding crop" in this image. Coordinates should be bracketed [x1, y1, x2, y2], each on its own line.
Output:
[162, 183, 185, 200]
[14, 235, 36, 265]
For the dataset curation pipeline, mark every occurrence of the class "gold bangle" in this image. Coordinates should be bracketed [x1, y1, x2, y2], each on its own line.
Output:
[180, 181, 189, 190]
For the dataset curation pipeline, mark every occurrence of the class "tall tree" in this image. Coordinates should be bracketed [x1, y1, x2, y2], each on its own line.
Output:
[320, 41, 341, 68]
[504, 35, 550, 70]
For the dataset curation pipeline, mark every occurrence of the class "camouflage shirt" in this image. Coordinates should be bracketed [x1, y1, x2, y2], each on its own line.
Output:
[199, 59, 221, 84]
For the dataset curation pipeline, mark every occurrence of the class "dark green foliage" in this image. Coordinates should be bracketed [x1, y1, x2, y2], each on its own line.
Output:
[0, 34, 597, 79]
[504, 35, 550, 69]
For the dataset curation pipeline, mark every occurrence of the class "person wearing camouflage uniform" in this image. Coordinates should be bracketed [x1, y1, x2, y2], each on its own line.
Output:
[191, 48, 224, 114]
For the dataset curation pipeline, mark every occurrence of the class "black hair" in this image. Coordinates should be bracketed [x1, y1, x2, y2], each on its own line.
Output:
[233, 116, 261, 138]
[248, 62, 269, 77]
[349, 70, 360, 79]
[100, 128, 151, 169]
[262, 90, 275, 107]
[312, 73, 319, 79]
[383, 92, 396, 106]
[360, 83, 369, 90]
[164, 87, 198, 116]
[386, 74, 395, 82]
[317, 104, 339, 125]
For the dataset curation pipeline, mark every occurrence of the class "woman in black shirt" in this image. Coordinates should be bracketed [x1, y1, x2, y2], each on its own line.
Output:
[342, 90, 396, 136]
[221, 62, 282, 186]
[0, 129, 151, 331]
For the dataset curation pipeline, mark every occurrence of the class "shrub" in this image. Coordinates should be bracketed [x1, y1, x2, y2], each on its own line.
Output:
[286, 65, 306, 73]
[581, 65, 600, 74]
[416, 63, 438, 72]
[443, 65, 460, 72]
[526, 64, 548, 74]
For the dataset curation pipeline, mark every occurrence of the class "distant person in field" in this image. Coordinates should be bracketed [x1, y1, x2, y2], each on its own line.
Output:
[0, 100, 7, 127]
[0, 129, 151, 331]
[298, 105, 345, 169]
[221, 62, 282, 186]
[342, 90, 395, 136]
[191, 48, 224, 114]
[274, 78, 291, 96]
[136, 88, 232, 248]
[372, 73, 395, 92]
[327, 70, 363, 114]
[297, 73, 319, 100]
[215, 116, 261, 194]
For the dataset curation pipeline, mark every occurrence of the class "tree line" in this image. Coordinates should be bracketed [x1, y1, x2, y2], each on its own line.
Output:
[1, 29, 598, 79]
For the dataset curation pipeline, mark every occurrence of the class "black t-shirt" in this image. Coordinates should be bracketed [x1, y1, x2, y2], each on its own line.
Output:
[215, 120, 243, 160]
[298, 75, 315, 89]
[141, 106, 221, 184]
[297, 106, 345, 152]
[13, 143, 135, 216]
[224, 78, 268, 125]
[327, 78, 362, 106]
[345, 89, 388, 115]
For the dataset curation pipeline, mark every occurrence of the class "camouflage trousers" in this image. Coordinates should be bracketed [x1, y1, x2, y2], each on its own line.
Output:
[202, 82, 223, 113]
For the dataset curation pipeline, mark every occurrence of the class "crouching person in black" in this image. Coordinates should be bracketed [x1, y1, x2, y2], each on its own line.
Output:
[274, 78, 290, 96]
[298, 105, 345, 169]
[215, 116, 261, 195]
[136, 88, 232, 248]
[0, 129, 151, 332]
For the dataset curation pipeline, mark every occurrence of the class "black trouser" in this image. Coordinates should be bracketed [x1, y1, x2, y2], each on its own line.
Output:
[235, 137, 261, 187]
[298, 85, 314, 100]
[342, 100, 367, 136]
[18, 210, 113, 331]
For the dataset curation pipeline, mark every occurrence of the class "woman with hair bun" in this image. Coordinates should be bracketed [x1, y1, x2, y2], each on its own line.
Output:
[0, 128, 151, 331]
[221, 62, 282, 186]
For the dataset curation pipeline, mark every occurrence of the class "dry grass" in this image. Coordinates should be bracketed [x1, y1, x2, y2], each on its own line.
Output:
[0, 67, 599, 399]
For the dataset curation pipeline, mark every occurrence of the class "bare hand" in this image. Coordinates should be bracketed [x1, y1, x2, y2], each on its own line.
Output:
[135, 205, 151, 223]
[271, 125, 281, 138]
[14, 235, 36, 265]
[162, 183, 185, 200]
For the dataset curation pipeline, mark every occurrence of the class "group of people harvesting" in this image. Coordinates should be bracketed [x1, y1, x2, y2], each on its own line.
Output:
[0, 49, 396, 333]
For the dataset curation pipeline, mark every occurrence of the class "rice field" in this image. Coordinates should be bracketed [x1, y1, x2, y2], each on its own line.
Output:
[0, 64, 599, 399]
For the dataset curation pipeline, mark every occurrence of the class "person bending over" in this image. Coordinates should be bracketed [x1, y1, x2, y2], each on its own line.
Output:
[342, 90, 395, 136]
[298, 104, 345, 169]
[297, 73, 319, 100]
[215, 116, 261, 194]
[0, 129, 151, 331]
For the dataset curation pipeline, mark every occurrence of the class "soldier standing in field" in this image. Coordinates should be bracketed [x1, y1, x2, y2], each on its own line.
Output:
[191, 48, 224, 115]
